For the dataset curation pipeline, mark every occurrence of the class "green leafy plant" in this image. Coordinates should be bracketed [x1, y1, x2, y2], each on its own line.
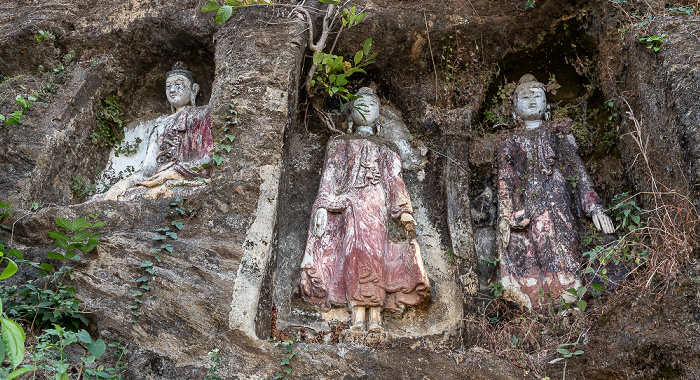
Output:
[204, 348, 220, 380]
[201, 93, 237, 171]
[202, 0, 371, 134]
[309, 37, 376, 111]
[35, 30, 56, 43]
[114, 137, 142, 157]
[90, 95, 126, 148]
[487, 281, 504, 298]
[31, 325, 106, 379]
[270, 337, 296, 380]
[131, 218, 183, 322]
[47, 215, 104, 261]
[1, 94, 36, 126]
[0, 201, 12, 231]
[200, 0, 273, 24]
[485, 257, 501, 267]
[70, 176, 96, 199]
[637, 34, 668, 52]
[0, 263, 29, 373]
[524, 0, 536, 9]
[555, 342, 584, 360]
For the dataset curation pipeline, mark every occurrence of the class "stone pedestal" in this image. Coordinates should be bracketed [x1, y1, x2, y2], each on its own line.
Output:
[340, 328, 392, 347]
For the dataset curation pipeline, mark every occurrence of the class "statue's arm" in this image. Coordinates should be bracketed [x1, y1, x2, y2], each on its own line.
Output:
[307, 140, 349, 240]
[566, 138, 615, 234]
[173, 110, 214, 179]
[386, 151, 413, 218]
[384, 151, 416, 238]
[496, 141, 527, 249]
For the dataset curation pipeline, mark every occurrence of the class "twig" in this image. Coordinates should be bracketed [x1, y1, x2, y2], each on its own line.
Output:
[423, 11, 438, 106]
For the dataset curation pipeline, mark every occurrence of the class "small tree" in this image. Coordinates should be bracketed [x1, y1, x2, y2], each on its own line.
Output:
[201, 0, 375, 133]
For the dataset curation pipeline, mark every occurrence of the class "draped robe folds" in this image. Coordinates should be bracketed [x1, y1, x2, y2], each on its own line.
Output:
[300, 135, 431, 311]
[155, 105, 214, 179]
[497, 124, 605, 309]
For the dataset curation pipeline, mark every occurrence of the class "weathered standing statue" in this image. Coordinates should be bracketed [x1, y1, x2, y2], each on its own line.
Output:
[300, 88, 430, 332]
[96, 62, 213, 201]
[497, 74, 615, 309]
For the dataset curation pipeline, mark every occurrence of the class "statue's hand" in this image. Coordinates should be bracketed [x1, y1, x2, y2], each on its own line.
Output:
[139, 168, 185, 188]
[313, 208, 328, 238]
[300, 249, 315, 268]
[401, 212, 416, 239]
[592, 212, 615, 234]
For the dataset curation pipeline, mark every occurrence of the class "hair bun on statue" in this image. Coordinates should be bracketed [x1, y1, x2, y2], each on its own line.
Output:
[166, 61, 195, 84]
[514, 73, 545, 97]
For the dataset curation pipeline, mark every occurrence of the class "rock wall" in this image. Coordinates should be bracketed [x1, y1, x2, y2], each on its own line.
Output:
[1, 0, 700, 379]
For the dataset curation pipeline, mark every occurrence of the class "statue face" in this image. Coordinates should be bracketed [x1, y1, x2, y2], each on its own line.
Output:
[351, 94, 379, 127]
[515, 87, 546, 121]
[166, 75, 194, 111]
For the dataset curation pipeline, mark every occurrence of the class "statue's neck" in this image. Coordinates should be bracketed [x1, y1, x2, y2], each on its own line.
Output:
[356, 125, 374, 136]
[524, 119, 543, 129]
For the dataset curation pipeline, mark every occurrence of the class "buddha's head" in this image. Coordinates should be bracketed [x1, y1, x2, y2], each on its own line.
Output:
[513, 74, 547, 129]
[350, 87, 380, 133]
[165, 62, 199, 113]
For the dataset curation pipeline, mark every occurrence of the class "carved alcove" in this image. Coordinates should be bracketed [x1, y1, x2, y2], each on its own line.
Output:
[271, 66, 466, 345]
[0, 19, 216, 206]
[469, 19, 628, 309]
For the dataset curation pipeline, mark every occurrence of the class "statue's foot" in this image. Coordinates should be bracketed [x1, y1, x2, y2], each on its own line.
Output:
[368, 323, 382, 333]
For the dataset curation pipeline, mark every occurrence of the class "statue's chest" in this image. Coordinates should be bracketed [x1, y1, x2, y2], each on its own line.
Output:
[156, 117, 187, 165]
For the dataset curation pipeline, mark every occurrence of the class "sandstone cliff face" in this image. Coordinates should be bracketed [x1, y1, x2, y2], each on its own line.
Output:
[1, 0, 699, 379]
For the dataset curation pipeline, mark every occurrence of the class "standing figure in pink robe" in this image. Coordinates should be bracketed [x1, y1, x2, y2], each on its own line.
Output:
[300, 88, 430, 332]
[497, 75, 615, 309]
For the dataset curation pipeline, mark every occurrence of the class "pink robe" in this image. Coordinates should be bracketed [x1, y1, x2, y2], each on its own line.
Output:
[300, 135, 430, 311]
[497, 124, 605, 308]
[155, 106, 214, 179]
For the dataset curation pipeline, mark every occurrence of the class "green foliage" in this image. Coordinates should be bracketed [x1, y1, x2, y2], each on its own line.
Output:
[26, 324, 114, 379]
[200, 0, 273, 25]
[0, 264, 27, 371]
[487, 281, 504, 298]
[665, 4, 695, 15]
[310, 38, 376, 110]
[524, 0, 536, 9]
[35, 30, 56, 43]
[1, 94, 36, 127]
[3, 216, 103, 330]
[49, 215, 104, 261]
[204, 348, 221, 380]
[70, 176, 96, 199]
[0, 201, 11, 231]
[638, 34, 668, 52]
[270, 337, 296, 380]
[114, 137, 142, 157]
[91, 95, 126, 148]
[484, 257, 500, 267]
[201, 93, 237, 172]
[555, 342, 584, 360]
[131, 209, 186, 322]
[341, 6, 366, 28]
[482, 80, 517, 127]
[610, 193, 642, 232]
[0, 208, 122, 378]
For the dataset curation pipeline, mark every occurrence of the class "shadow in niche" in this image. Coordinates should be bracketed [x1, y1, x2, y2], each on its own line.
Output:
[482, 19, 597, 108]
[79, 25, 217, 204]
[470, 18, 630, 315]
[113, 25, 216, 122]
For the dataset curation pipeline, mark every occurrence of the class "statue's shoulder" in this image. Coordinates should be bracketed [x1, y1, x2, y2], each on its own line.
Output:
[187, 105, 210, 118]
